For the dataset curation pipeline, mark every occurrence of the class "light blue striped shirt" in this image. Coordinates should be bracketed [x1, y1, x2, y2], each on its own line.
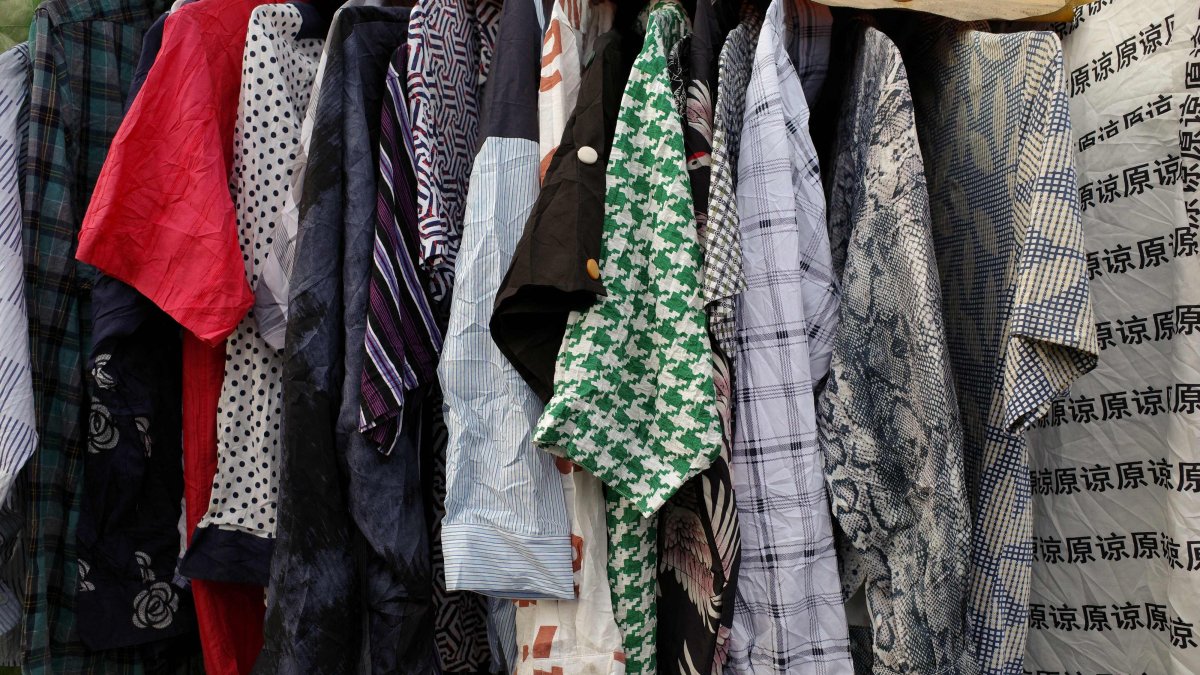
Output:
[438, 135, 575, 600]
[0, 43, 33, 510]
[436, 0, 573, 601]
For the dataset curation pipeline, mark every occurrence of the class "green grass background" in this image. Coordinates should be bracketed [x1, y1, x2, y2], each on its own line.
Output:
[0, 0, 36, 49]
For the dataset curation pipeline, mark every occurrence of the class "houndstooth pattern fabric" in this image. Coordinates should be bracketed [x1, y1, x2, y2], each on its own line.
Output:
[816, 24, 976, 675]
[532, 0, 720, 519]
[725, 1, 851, 673]
[702, 13, 759, 366]
[606, 493, 659, 675]
[533, 3, 720, 673]
[659, 8, 745, 672]
[898, 21, 1098, 675]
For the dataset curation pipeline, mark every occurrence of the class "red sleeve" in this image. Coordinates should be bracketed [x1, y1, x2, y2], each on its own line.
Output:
[77, 5, 253, 346]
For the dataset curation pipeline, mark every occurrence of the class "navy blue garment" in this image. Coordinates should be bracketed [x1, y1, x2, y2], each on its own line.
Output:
[75, 9, 199, 655]
[255, 7, 446, 675]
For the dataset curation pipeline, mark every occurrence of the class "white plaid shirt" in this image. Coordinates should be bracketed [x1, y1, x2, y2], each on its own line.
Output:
[725, 1, 851, 673]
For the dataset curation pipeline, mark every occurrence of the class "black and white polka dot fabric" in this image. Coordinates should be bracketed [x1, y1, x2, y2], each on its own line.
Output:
[195, 4, 322, 556]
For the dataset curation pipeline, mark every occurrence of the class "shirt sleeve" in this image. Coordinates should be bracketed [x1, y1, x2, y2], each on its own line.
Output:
[1003, 33, 1099, 433]
[76, 10, 251, 346]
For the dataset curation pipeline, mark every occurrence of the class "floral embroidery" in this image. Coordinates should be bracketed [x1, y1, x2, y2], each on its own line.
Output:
[78, 560, 95, 592]
[130, 551, 180, 630]
[88, 401, 118, 453]
[132, 582, 179, 630]
[134, 417, 151, 457]
[91, 353, 115, 389]
[135, 551, 153, 583]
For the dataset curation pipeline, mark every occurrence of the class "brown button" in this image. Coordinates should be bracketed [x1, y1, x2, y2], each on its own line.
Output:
[586, 258, 601, 280]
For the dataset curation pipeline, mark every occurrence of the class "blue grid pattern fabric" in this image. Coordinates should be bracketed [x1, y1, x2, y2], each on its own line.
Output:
[899, 22, 1099, 675]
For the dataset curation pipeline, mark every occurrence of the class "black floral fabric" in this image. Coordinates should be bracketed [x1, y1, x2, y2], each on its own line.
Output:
[77, 276, 195, 651]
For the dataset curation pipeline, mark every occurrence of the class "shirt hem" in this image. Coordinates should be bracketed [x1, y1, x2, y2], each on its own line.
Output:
[179, 523, 273, 586]
[442, 522, 575, 599]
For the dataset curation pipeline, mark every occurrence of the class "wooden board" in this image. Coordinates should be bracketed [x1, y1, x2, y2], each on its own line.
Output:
[814, 0, 1075, 21]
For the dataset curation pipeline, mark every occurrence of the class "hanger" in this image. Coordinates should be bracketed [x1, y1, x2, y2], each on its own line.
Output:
[811, 0, 1083, 22]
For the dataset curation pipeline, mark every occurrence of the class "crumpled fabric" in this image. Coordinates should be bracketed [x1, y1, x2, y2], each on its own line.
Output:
[255, 8, 452, 675]
[77, 0, 289, 671]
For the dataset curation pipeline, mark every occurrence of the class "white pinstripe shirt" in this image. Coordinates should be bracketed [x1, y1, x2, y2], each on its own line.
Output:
[437, 0, 575, 601]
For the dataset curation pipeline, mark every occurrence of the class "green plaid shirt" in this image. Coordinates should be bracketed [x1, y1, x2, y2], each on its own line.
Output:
[22, 0, 168, 671]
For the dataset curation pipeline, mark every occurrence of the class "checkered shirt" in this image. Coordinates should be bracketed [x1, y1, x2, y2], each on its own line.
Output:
[22, 0, 169, 672]
[702, 13, 759, 365]
[898, 21, 1098, 675]
[725, 1, 851, 673]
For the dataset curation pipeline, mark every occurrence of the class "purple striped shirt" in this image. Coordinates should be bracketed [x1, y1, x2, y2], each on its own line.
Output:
[360, 46, 443, 454]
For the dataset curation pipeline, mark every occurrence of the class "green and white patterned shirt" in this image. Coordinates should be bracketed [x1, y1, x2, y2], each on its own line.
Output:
[533, 3, 720, 672]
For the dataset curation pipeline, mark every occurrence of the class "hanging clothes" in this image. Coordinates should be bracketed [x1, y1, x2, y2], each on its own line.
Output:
[699, 14, 764, 674]
[404, 4, 506, 666]
[491, 0, 616, 403]
[505, 15, 629, 675]
[894, 18, 1099, 675]
[255, 6, 425, 675]
[725, 1, 850, 673]
[354, 44, 441, 674]
[657, 2, 743, 672]
[0, 42, 32, 511]
[436, 3, 557, 667]
[0, 41, 32, 523]
[1026, 1, 1200, 672]
[438, 0, 574, 603]
[177, 3, 323, 588]
[534, 3, 720, 673]
[499, 19, 623, 668]
[408, 0, 486, 302]
[76, 16, 196, 644]
[357, 44, 441, 456]
[0, 41, 31, 666]
[78, 275, 195, 652]
[77, 0, 303, 671]
[701, 9, 757, 405]
[22, 0, 170, 670]
[817, 22, 975, 675]
[532, 0, 614, 179]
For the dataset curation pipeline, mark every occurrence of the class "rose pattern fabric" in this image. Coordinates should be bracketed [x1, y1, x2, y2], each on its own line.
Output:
[91, 355, 115, 390]
[88, 402, 118, 453]
[77, 561, 94, 593]
[132, 583, 179, 630]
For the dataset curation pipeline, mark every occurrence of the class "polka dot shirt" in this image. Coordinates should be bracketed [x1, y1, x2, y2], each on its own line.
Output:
[197, 4, 323, 540]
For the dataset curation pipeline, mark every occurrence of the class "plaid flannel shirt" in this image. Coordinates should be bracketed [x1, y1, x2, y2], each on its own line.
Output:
[22, 0, 168, 671]
[725, 1, 852, 673]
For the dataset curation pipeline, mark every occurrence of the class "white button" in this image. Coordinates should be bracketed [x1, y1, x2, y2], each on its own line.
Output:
[577, 145, 599, 165]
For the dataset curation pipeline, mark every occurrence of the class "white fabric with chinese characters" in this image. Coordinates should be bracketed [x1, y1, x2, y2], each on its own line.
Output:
[1027, 1, 1200, 673]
